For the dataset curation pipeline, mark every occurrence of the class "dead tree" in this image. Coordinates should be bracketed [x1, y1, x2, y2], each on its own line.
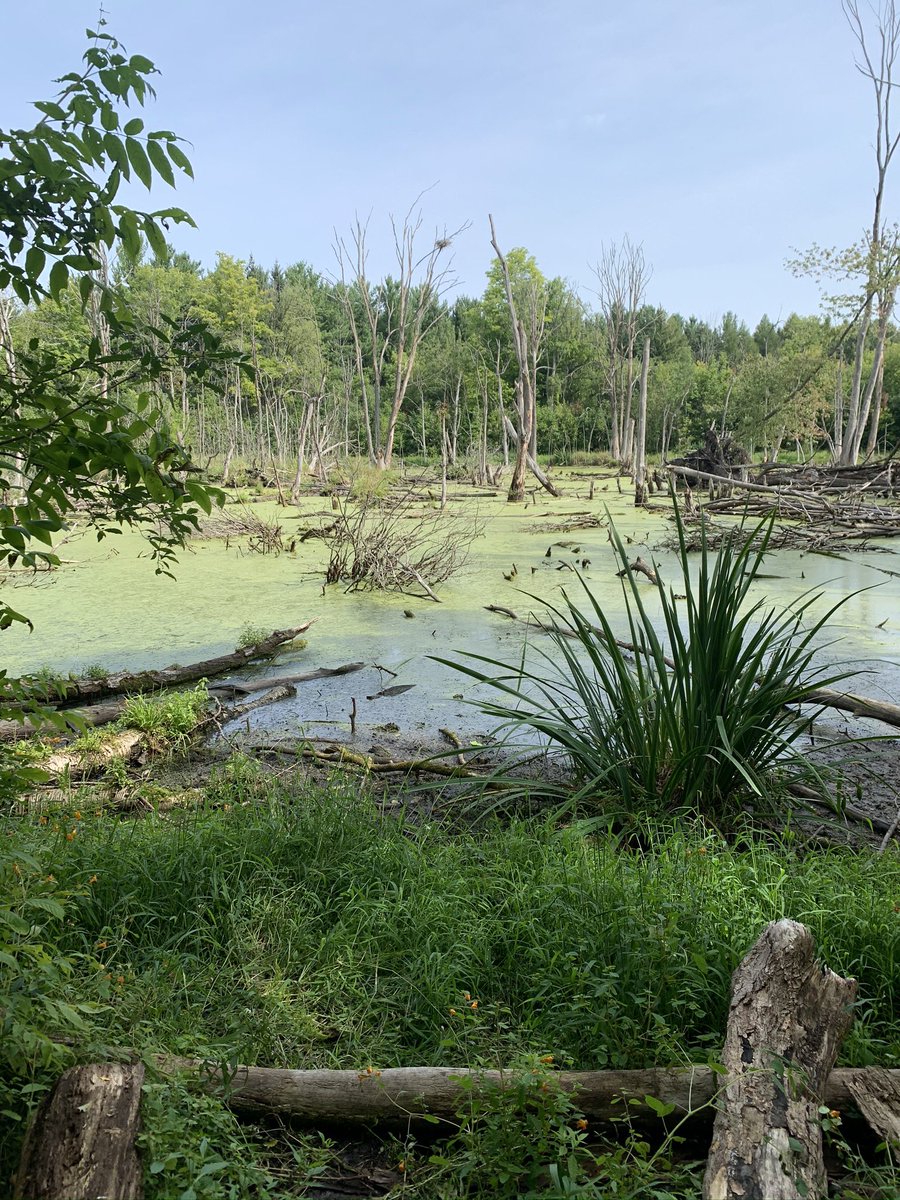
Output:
[488, 215, 560, 502]
[634, 336, 651, 504]
[591, 237, 652, 467]
[334, 203, 466, 469]
[839, 1, 900, 464]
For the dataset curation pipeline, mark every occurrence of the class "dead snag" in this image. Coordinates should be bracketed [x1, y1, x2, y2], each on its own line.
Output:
[14, 1063, 144, 1200]
[616, 557, 660, 586]
[703, 919, 857, 1200]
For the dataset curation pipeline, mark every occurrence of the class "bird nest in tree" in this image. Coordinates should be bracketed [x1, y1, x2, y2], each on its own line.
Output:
[321, 490, 482, 600]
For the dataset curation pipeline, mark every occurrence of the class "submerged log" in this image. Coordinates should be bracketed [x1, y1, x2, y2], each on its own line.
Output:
[702, 920, 856, 1200]
[14, 1063, 144, 1200]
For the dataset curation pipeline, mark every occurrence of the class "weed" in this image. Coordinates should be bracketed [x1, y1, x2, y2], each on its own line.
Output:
[236, 623, 270, 650]
[79, 663, 110, 681]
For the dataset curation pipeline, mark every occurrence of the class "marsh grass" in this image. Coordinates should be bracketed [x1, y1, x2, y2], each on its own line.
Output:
[441, 505, 857, 824]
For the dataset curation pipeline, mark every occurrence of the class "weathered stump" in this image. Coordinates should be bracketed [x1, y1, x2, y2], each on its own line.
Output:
[703, 920, 857, 1200]
[15, 1063, 145, 1200]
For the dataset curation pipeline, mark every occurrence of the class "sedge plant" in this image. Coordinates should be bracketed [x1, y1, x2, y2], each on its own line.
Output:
[441, 503, 857, 825]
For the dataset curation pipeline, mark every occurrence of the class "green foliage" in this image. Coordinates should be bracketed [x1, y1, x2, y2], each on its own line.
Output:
[442, 503, 853, 823]
[421, 1058, 701, 1197]
[118, 683, 209, 748]
[235, 623, 270, 649]
[0, 21, 228, 638]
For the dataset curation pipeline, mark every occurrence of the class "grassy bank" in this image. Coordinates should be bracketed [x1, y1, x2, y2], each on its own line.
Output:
[2, 766, 898, 1194]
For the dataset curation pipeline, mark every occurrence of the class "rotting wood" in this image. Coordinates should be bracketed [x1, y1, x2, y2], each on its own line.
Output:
[209, 662, 365, 696]
[43, 730, 146, 781]
[702, 919, 857, 1200]
[215, 683, 297, 725]
[11, 624, 313, 708]
[251, 742, 485, 779]
[156, 1058, 897, 1128]
[845, 1067, 900, 1151]
[14, 1062, 144, 1200]
[0, 700, 128, 743]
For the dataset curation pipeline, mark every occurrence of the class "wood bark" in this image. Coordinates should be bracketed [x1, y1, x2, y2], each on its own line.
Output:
[634, 336, 650, 505]
[703, 919, 857, 1200]
[20, 625, 313, 707]
[501, 414, 562, 497]
[44, 730, 146, 780]
[210, 661, 366, 696]
[845, 1067, 900, 1150]
[163, 1058, 896, 1128]
[14, 1063, 144, 1200]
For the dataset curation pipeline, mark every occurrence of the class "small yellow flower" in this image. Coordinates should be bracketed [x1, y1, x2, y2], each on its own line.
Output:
[470, 1000, 478, 1010]
[38, 815, 47, 826]
[96, 939, 108, 949]
[463, 991, 471, 1001]
[66, 829, 76, 841]
[45, 874, 55, 882]
[116, 975, 124, 985]
[88, 875, 98, 884]
[397, 1160, 406, 1173]
[540, 1054, 554, 1064]
[698, 846, 708, 856]
[449, 1008, 457, 1016]
[73, 811, 82, 820]
[52, 824, 60, 833]
[829, 1109, 841, 1120]
[576, 1118, 589, 1130]
[12, 862, 20, 876]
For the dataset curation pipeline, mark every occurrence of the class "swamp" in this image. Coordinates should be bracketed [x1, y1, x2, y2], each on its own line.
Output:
[3, 5, 900, 1198]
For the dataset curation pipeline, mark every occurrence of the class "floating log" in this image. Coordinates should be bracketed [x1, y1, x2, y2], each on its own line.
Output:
[702, 919, 857, 1200]
[14, 1063, 144, 1200]
[14, 624, 313, 708]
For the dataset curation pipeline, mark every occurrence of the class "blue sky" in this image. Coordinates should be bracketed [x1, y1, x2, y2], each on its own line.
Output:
[1, 1, 883, 327]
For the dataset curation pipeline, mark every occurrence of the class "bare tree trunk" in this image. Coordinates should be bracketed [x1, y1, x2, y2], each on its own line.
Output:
[703, 920, 856, 1200]
[634, 337, 650, 505]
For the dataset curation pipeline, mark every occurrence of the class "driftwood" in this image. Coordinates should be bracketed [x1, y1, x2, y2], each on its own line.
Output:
[703, 920, 857, 1200]
[0, 700, 128, 744]
[216, 683, 297, 725]
[251, 741, 484, 779]
[14, 1063, 144, 1200]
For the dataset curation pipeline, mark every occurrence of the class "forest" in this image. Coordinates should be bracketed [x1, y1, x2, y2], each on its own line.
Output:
[1, 7, 900, 1200]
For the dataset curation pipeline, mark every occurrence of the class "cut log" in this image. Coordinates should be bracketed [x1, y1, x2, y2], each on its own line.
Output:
[14, 1062, 144, 1200]
[702, 919, 857, 1200]
[14, 624, 313, 707]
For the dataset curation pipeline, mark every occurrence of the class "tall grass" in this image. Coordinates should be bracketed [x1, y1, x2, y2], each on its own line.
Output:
[443, 506, 855, 822]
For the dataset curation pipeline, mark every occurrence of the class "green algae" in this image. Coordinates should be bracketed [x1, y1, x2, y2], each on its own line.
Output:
[2, 472, 897, 744]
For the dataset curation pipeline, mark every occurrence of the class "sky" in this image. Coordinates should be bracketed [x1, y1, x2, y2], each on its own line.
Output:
[0, 0, 887, 328]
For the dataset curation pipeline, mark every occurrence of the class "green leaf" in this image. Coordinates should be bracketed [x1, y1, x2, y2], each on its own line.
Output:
[142, 217, 168, 262]
[33, 100, 67, 121]
[25, 897, 65, 919]
[129, 54, 156, 74]
[25, 246, 46, 283]
[118, 210, 142, 259]
[166, 141, 194, 179]
[123, 117, 144, 136]
[643, 1094, 676, 1118]
[100, 103, 119, 132]
[146, 138, 175, 186]
[125, 137, 152, 188]
[103, 133, 129, 174]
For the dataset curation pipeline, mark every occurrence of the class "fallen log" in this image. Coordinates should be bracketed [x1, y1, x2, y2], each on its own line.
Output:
[160, 1059, 896, 1128]
[703, 919, 857, 1200]
[845, 1067, 900, 1151]
[14, 1062, 144, 1200]
[43, 730, 146, 781]
[215, 683, 297, 725]
[0, 700, 128, 744]
[13, 624, 313, 707]
[208, 662, 366, 697]
[252, 741, 485, 779]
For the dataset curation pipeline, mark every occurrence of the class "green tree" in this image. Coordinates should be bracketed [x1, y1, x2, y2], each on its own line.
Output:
[0, 24, 225, 634]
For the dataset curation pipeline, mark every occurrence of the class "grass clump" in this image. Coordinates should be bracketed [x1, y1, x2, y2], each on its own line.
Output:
[117, 683, 209, 751]
[444, 504, 854, 824]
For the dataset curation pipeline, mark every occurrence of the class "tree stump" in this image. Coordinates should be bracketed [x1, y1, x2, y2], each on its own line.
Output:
[703, 920, 857, 1200]
[15, 1063, 145, 1200]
